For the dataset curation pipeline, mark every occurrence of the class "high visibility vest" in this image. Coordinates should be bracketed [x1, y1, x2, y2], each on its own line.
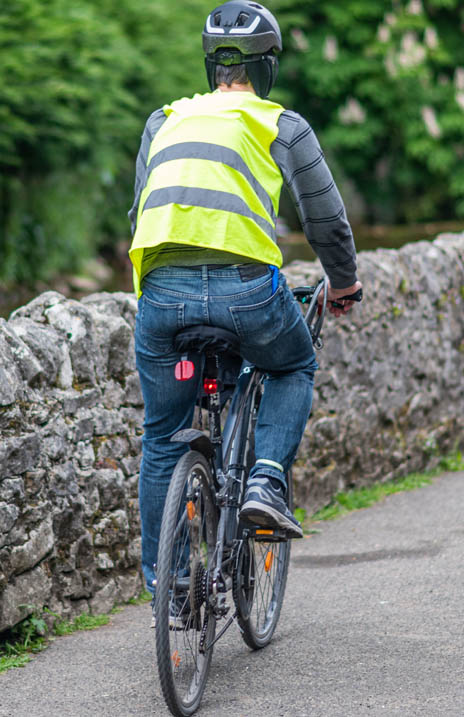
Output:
[129, 91, 285, 295]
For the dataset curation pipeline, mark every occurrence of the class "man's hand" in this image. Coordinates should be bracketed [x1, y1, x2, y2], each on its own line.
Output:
[319, 280, 363, 317]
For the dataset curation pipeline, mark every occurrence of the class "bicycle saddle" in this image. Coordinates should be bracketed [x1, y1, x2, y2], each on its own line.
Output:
[174, 325, 240, 356]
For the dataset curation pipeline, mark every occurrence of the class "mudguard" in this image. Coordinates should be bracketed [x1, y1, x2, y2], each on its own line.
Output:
[170, 429, 215, 460]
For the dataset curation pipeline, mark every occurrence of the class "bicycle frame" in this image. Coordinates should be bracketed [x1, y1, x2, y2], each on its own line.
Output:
[199, 360, 262, 615]
[155, 276, 363, 716]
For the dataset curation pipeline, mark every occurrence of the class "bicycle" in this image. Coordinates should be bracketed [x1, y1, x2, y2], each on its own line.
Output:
[154, 276, 362, 716]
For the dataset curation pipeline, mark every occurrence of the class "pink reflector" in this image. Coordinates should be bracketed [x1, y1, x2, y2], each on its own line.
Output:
[175, 360, 195, 381]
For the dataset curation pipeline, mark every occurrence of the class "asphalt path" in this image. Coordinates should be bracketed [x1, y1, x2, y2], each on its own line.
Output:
[1, 471, 463, 717]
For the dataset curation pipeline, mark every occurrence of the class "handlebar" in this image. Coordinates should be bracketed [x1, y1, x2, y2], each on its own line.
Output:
[331, 287, 363, 309]
[292, 278, 362, 349]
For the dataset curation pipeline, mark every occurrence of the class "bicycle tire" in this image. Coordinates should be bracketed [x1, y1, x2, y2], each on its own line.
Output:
[233, 380, 292, 650]
[156, 450, 218, 717]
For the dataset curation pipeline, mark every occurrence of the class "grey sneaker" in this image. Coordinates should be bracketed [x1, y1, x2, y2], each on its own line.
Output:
[151, 591, 192, 629]
[240, 474, 303, 538]
[169, 594, 192, 631]
[150, 597, 156, 628]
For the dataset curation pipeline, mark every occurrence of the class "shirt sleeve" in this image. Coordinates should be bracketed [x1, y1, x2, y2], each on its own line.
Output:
[128, 108, 168, 235]
[271, 110, 358, 289]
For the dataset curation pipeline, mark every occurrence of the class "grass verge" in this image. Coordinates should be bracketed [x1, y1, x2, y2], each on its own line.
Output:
[295, 449, 464, 531]
[0, 589, 152, 674]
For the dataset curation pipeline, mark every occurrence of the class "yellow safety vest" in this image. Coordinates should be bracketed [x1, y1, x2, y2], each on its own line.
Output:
[129, 91, 285, 296]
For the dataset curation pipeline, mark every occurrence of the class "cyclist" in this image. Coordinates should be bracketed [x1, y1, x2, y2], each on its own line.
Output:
[128, 0, 362, 607]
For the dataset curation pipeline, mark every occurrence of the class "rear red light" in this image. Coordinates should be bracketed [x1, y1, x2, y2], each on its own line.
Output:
[175, 360, 195, 381]
[203, 378, 218, 394]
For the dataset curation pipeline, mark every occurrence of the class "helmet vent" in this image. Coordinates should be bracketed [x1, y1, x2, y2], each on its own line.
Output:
[236, 12, 249, 26]
[213, 12, 222, 26]
[248, 3, 264, 8]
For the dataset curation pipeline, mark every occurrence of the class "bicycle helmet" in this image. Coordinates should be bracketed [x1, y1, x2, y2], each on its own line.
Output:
[203, 1, 282, 98]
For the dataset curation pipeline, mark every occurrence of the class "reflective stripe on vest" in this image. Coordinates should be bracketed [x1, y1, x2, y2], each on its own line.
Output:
[129, 92, 285, 295]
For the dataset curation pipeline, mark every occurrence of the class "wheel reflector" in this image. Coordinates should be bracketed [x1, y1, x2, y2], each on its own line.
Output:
[186, 500, 196, 521]
[172, 650, 181, 668]
[264, 550, 274, 573]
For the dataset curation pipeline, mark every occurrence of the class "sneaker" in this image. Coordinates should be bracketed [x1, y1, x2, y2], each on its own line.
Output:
[240, 474, 303, 538]
[150, 597, 156, 628]
[169, 594, 192, 631]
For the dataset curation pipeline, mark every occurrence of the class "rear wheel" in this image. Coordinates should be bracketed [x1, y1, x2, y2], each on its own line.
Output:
[156, 451, 218, 716]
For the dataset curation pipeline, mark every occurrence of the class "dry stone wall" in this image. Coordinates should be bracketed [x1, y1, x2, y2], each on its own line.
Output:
[285, 233, 464, 509]
[0, 292, 143, 633]
[1, 233, 463, 633]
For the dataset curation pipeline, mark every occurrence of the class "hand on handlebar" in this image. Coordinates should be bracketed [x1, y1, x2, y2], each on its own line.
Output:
[319, 279, 363, 317]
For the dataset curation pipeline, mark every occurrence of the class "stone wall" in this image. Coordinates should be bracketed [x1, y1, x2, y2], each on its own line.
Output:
[0, 292, 143, 632]
[285, 233, 464, 509]
[1, 233, 463, 633]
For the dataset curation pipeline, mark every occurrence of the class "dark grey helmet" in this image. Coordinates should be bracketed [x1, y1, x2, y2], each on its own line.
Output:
[203, 1, 282, 98]
[202, 1, 282, 56]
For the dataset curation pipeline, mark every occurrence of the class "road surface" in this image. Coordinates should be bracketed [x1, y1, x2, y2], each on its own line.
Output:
[1, 471, 463, 717]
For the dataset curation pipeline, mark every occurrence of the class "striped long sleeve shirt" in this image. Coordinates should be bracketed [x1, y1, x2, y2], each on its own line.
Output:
[129, 107, 358, 289]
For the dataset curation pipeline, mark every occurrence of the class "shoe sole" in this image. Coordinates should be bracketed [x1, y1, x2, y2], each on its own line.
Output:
[240, 500, 303, 539]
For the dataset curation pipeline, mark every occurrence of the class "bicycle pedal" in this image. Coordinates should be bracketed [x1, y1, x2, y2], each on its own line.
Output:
[249, 527, 289, 542]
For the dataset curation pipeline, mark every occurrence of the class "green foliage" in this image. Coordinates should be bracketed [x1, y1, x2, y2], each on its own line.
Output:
[269, 0, 464, 223]
[0, 606, 111, 672]
[0, 606, 48, 673]
[127, 589, 152, 606]
[2, 0, 464, 286]
[310, 447, 464, 523]
[311, 472, 433, 522]
[0, 0, 212, 284]
[53, 613, 110, 636]
[439, 448, 464, 471]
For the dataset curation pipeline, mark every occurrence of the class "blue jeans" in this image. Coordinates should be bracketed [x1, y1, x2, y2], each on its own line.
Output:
[135, 265, 317, 592]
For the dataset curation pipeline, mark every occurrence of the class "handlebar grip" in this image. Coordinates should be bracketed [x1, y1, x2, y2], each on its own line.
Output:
[331, 287, 363, 309]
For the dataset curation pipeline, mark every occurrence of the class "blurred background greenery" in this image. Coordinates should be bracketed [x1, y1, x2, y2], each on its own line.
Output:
[1, 0, 464, 299]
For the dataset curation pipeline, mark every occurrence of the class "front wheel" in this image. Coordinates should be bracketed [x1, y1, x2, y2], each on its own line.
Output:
[233, 373, 292, 649]
[233, 525, 291, 649]
[155, 451, 218, 717]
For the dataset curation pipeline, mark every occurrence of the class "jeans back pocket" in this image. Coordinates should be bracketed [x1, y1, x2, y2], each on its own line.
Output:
[229, 286, 285, 346]
[137, 294, 185, 355]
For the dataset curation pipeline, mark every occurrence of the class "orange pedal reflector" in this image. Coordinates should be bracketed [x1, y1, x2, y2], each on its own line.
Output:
[172, 650, 181, 668]
[264, 550, 274, 573]
[186, 501, 196, 521]
[256, 529, 274, 535]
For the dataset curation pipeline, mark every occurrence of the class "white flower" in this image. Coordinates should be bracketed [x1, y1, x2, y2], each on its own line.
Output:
[455, 68, 464, 91]
[402, 32, 417, 53]
[456, 93, 464, 111]
[339, 98, 366, 125]
[421, 106, 442, 138]
[385, 50, 397, 77]
[424, 27, 438, 50]
[323, 35, 338, 62]
[377, 25, 390, 43]
[291, 28, 309, 52]
[384, 13, 397, 26]
[407, 0, 423, 15]
[399, 32, 426, 68]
